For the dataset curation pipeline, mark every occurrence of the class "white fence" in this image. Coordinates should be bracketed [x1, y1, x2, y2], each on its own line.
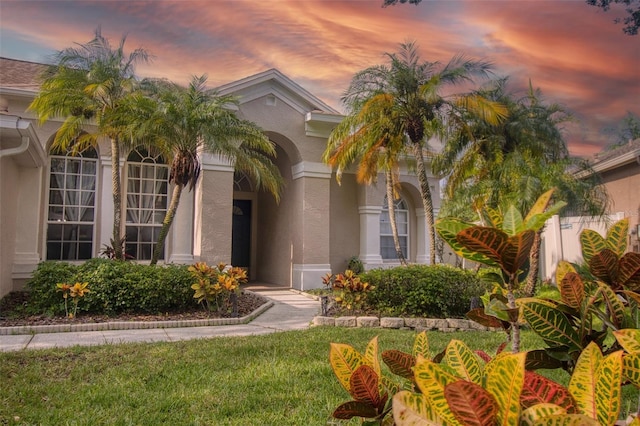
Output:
[539, 212, 626, 283]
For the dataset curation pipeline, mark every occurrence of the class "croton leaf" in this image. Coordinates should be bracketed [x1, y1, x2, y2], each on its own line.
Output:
[466, 307, 504, 330]
[382, 350, 415, 380]
[568, 342, 602, 419]
[392, 390, 442, 425]
[523, 188, 555, 227]
[456, 226, 508, 270]
[555, 260, 577, 286]
[519, 403, 566, 425]
[589, 249, 620, 288]
[333, 400, 378, 420]
[594, 351, 623, 426]
[475, 350, 492, 363]
[606, 218, 629, 257]
[350, 365, 384, 409]
[412, 331, 430, 359]
[525, 350, 565, 370]
[580, 229, 607, 265]
[524, 200, 567, 233]
[521, 409, 599, 425]
[559, 272, 584, 309]
[521, 302, 582, 351]
[444, 339, 483, 384]
[364, 336, 381, 377]
[594, 281, 628, 329]
[413, 357, 461, 425]
[484, 352, 526, 426]
[444, 380, 497, 426]
[613, 329, 640, 353]
[619, 252, 640, 291]
[622, 353, 640, 388]
[436, 219, 496, 267]
[520, 371, 576, 413]
[502, 204, 524, 236]
[501, 231, 535, 276]
[329, 342, 366, 393]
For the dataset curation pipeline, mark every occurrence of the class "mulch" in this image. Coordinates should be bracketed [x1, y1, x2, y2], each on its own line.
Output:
[0, 291, 268, 327]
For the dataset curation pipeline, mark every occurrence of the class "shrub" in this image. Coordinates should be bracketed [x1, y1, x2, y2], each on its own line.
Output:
[189, 262, 247, 313]
[322, 269, 374, 312]
[362, 264, 488, 318]
[26, 259, 196, 316]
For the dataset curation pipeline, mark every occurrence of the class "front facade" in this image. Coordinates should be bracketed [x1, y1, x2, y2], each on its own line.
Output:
[0, 58, 441, 298]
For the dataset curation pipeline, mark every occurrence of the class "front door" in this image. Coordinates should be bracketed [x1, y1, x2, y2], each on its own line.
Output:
[231, 199, 251, 268]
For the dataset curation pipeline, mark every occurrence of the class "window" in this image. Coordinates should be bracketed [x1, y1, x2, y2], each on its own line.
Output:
[125, 147, 169, 260]
[46, 146, 98, 260]
[380, 196, 408, 260]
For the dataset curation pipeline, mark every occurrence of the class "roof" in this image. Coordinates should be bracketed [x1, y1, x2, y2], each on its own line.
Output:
[0, 57, 48, 91]
[590, 138, 640, 174]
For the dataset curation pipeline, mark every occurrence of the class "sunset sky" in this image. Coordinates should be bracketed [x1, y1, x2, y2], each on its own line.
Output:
[1, 0, 638, 157]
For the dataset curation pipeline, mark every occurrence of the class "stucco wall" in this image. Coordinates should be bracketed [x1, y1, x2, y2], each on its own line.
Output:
[197, 168, 234, 265]
[329, 174, 360, 272]
[0, 157, 19, 297]
[601, 163, 640, 252]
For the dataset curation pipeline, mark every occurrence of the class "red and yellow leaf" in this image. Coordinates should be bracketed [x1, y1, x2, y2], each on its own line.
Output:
[589, 249, 619, 287]
[333, 400, 378, 420]
[520, 403, 566, 425]
[382, 350, 415, 380]
[329, 342, 366, 393]
[559, 272, 584, 309]
[619, 252, 640, 291]
[350, 365, 383, 408]
[580, 229, 607, 265]
[556, 261, 577, 287]
[614, 329, 640, 354]
[595, 351, 623, 426]
[606, 218, 629, 257]
[413, 357, 461, 425]
[521, 302, 582, 350]
[445, 380, 498, 426]
[521, 371, 576, 412]
[365, 336, 381, 377]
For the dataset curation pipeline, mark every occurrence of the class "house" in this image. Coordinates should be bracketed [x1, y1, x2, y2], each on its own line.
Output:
[0, 57, 440, 298]
[540, 138, 640, 280]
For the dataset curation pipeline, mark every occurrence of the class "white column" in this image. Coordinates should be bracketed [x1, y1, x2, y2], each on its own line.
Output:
[415, 208, 428, 264]
[358, 205, 383, 266]
[99, 155, 114, 251]
[12, 167, 43, 281]
[168, 186, 194, 264]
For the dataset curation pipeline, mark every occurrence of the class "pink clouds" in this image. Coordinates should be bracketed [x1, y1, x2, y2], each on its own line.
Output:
[0, 0, 637, 157]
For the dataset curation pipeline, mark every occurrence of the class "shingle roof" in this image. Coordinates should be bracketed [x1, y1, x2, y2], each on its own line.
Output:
[592, 138, 640, 165]
[0, 57, 48, 91]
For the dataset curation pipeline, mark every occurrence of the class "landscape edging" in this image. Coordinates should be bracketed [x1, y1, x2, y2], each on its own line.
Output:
[312, 315, 496, 332]
[0, 290, 274, 336]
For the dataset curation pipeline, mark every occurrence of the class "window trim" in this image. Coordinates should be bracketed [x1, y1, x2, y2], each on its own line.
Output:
[380, 196, 409, 261]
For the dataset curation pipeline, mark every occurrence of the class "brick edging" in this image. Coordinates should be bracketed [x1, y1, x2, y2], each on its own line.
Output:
[0, 291, 274, 335]
[312, 316, 495, 332]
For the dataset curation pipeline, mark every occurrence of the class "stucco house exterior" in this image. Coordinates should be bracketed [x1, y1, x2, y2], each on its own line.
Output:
[0, 57, 441, 298]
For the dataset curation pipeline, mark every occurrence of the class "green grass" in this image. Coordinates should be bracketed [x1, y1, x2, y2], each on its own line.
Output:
[0, 328, 637, 425]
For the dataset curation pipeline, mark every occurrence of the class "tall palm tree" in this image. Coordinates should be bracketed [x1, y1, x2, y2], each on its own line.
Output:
[324, 93, 408, 264]
[29, 28, 150, 260]
[134, 75, 283, 265]
[340, 41, 506, 264]
[434, 80, 609, 294]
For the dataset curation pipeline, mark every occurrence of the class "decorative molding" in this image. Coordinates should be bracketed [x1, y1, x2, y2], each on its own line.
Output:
[291, 161, 332, 180]
[292, 263, 332, 291]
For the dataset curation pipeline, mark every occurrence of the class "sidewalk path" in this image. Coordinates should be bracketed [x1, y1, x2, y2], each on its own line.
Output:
[0, 289, 320, 352]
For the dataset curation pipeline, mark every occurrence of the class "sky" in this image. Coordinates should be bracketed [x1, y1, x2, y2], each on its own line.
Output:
[1, 0, 638, 157]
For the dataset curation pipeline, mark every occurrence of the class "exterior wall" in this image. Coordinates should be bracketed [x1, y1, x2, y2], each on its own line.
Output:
[600, 162, 640, 252]
[0, 157, 19, 296]
[329, 174, 360, 273]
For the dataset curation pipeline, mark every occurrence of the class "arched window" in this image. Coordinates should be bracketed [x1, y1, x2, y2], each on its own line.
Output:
[124, 147, 169, 260]
[233, 171, 254, 192]
[46, 145, 98, 260]
[380, 196, 408, 260]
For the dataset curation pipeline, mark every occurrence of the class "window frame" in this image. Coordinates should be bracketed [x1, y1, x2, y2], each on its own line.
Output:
[380, 196, 409, 261]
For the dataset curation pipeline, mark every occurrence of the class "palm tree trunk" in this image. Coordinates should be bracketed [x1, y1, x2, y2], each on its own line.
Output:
[111, 138, 124, 260]
[386, 171, 407, 266]
[524, 231, 542, 296]
[150, 183, 183, 265]
[411, 144, 436, 264]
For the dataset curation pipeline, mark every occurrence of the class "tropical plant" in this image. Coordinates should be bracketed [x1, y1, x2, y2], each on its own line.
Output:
[434, 79, 608, 295]
[127, 75, 283, 265]
[188, 262, 248, 313]
[56, 281, 90, 318]
[335, 41, 507, 264]
[436, 189, 566, 352]
[28, 28, 150, 260]
[322, 270, 374, 312]
[520, 218, 640, 371]
[329, 333, 634, 425]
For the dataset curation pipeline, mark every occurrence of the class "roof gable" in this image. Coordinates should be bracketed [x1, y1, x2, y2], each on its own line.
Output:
[216, 69, 339, 115]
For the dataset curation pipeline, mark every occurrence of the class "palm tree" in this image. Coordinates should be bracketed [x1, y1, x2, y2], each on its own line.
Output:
[324, 93, 408, 264]
[434, 80, 609, 294]
[134, 75, 283, 265]
[340, 41, 506, 264]
[29, 28, 150, 260]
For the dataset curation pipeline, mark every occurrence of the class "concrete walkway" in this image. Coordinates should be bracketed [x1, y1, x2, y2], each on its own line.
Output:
[0, 289, 320, 352]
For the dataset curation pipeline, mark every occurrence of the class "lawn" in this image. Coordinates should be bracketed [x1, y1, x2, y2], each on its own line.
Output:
[0, 327, 637, 425]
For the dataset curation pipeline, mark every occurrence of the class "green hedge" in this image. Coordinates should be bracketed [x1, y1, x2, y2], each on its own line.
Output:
[362, 264, 489, 318]
[26, 259, 196, 316]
